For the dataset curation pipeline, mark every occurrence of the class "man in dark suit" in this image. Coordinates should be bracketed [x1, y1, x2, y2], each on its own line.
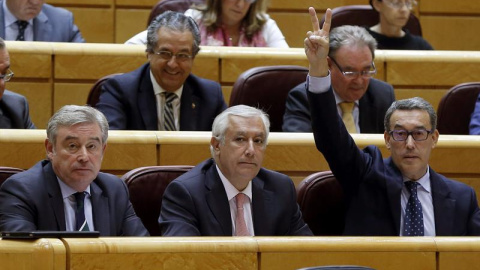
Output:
[159, 105, 312, 236]
[0, 0, 84, 42]
[0, 38, 35, 129]
[304, 7, 480, 236]
[96, 11, 226, 131]
[283, 25, 395, 133]
[0, 105, 148, 236]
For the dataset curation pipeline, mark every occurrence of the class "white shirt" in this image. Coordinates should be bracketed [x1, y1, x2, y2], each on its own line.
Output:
[308, 74, 436, 236]
[150, 71, 183, 130]
[3, 1, 34, 41]
[216, 165, 254, 236]
[57, 179, 94, 231]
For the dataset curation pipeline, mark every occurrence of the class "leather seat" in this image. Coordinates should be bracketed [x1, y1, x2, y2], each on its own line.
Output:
[121, 165, 193, 236]
[86, 73, 122, 107]
[229, 65, 309, 132]
[320, 5, 422, 36]
[437, 82, 480, 135]
[0, 167, 24, 186]
[296, 171, 346, 236]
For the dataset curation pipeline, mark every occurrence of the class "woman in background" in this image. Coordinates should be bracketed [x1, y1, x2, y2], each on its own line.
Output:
[368, 0, 433, 50]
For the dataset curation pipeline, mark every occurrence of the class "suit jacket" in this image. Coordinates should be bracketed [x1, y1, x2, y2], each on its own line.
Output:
[0, 90, 35, 129]
[0, 160, 148, 236]
[0, 1, 84, 42]
[96, 63, 227, 131]
[308, 87, 480, 236]
[159, 159, 313, 236]
[283, 78, 395, 133]
[469, 92, 480, 134]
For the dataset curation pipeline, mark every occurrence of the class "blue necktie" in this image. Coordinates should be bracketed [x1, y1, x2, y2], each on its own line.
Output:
[16, 20, 28, 41]
[403, 181, 424, 236]
[74, 192, 90, 231]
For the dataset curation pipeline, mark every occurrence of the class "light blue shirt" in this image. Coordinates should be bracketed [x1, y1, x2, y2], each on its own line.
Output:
[3, 1, 34, 41]
[57, 179, 94, 231]
[216, 165, 254, 236]
[308, 74, 435, 236]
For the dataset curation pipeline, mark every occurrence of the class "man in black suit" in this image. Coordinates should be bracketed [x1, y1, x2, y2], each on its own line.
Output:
[283, 25, 395, 133]
[0, 37, 35, 129]
[0, 105, 148, 236]
[304, 7, 480, 236]
[96, 11, 226, 131]
[159, 105, 312, 236]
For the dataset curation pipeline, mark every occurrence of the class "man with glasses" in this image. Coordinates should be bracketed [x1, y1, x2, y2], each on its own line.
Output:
[96, 11, 226, 131]
[283, 25, 395, 133]
[368, 0, 433, 50]
[304, 7, 480, 236]
[0, 38, 35, 129]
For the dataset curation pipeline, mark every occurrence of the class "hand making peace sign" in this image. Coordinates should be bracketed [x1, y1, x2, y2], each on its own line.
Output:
[305, 7, 332, 77]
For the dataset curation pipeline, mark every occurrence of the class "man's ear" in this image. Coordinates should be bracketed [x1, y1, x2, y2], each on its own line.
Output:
[384, 131, 391, 150]
[372, 0, 381, 12]
[45, 139, 54, 159]
[210, 137, 220, 153]
[431, 129, 439, 149]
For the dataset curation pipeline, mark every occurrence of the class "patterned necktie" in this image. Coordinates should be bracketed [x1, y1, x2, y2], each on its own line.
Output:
[164, 92, 177, 131]
[235, 193, 250, 236]
[403, 181, 424, 236]
[74, 192, 90, 231]
[339, 102, 357, 133]
[16, 20, 29, 41]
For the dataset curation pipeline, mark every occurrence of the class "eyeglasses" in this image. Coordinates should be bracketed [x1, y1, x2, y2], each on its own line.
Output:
[389, 129, 433, 141]
[0, 69, 14, 82]
[381, 0, 418, 10]
[153, 50, 192, 62]
[329, 57, 376, 79]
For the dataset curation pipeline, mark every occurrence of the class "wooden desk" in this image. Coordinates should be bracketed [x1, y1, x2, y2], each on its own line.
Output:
[0, 238, 65, 270]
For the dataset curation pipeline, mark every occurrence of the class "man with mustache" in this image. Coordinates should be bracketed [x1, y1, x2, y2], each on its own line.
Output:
[305, 7, 480, 236]
[0, 105, 148, 236]
[159, 105, 312, 236]
[0, 0, 84, 42]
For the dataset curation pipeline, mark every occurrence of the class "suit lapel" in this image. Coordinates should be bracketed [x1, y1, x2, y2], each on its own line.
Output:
[251, 177, 272, 236]
[90, 181, 111, 236]
[44, 162, 67, 231]
[358, 86, 377, 133]
[430, 169, 455, 235]
[179, 75, 199, 131]
[204, 164, 232, 235]
[0, 2, 5, 39]
[384, 158, 404, 235]
[33, 11, 50, 41]
[138, 65, 158, 130]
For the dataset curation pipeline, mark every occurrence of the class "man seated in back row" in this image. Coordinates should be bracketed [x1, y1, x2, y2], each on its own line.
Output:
[305, 7, 480, 236]
[159, 105, 313, 236]
[283, 25, 395, 133]
[96, 11, 226, 131]
[0, 105, 148, 236]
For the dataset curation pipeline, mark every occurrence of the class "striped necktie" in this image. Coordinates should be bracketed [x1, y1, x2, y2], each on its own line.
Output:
[164, 92, 177, 131]
[74, 192, 90, 231]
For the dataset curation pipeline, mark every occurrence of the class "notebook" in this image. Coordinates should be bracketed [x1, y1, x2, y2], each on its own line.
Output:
[1, 231, 100, 239]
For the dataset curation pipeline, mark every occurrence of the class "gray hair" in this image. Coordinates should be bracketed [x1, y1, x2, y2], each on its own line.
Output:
[384, 97, 437, 132]
[329, 25, 377, 59]
[0, 38, 5, 50]
[146, 11, 201, 57]
[47, 105, 109, 145]
[210, 105, 270, 158]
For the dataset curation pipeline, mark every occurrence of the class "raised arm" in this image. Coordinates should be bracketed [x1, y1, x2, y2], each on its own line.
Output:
[305, 7, 332, 78]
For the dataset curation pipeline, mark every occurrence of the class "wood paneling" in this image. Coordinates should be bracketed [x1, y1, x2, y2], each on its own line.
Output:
[115, 9, 150, 43]
[70, 8, 115, 43]
[0, 239, 65, 270]
[421, 16, 480, 51]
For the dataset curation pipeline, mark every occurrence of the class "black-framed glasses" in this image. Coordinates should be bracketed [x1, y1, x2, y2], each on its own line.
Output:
[381, 0, 418, 10]
[0, 69, 14, 82]
[153, 50, 192, 62]
[389, 129, 433, 141]
[329, 57, 376, 79]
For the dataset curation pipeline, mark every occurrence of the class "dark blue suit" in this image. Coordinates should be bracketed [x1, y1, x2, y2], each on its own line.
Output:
[283, 78, 395, 133]
[0, 1, 84, 42]
[159, 159, 313, 236]
[96, 63, 227, 131]
[0, 90, 35, 129]
[0, 160, 148, 236]
[308, 87, 480, 236]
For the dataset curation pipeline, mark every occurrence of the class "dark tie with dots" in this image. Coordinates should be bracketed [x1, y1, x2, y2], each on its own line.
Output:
[74, 192, 90, 231]
[16, 20, 29, 41]
[403, 181, 424, 236]
[164, 92, 177, 131]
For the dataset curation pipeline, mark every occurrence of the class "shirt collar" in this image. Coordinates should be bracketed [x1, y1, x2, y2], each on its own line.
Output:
[149, 70, 184, 98]
[333, 87, 360, 107]
[215, 164, 253, 201]
[57, 177, 91, 200]
[403, 166, 431, 193]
